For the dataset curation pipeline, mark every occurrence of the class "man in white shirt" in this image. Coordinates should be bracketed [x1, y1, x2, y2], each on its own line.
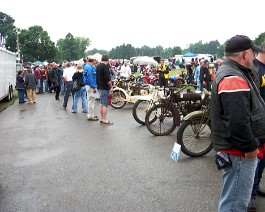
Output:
[120, 63, 131, 79]
[62, 63, 76, 109]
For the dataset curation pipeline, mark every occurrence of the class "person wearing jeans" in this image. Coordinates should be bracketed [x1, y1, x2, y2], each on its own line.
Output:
[211, 35, 265, 212]
[218, 156, 258, 211]
[72, 64, 88, 113]
[62, 63, 76, 110]
[72, 86, 87, 113]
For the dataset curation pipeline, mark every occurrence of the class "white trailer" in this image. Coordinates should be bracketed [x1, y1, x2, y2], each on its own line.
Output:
[0, 47, 17, 101]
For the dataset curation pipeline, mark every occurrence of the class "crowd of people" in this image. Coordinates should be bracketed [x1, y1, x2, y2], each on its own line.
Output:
[16, 54, 114, 125]
[15, 36, 265, 211]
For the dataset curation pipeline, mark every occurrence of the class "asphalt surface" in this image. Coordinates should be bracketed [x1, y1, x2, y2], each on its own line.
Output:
[0, 92, 265, 212]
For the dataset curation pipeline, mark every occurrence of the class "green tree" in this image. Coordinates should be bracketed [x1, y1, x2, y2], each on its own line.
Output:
[86, 48, 108, 56]
[254, 32, 265, 46]
[0, 11, 17, 51]
[56, 33, 90, 61]
[19, 25, 56, 62]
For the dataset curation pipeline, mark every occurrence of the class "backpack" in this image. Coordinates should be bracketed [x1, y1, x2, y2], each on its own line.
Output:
[72, 73, 81, 91]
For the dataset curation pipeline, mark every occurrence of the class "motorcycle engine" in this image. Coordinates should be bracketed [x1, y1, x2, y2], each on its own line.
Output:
[140, 90, 148, 96]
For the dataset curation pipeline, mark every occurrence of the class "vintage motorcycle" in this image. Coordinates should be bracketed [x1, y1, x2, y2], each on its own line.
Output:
[176, 89, 212, 157]
[111, 80, 153, 109]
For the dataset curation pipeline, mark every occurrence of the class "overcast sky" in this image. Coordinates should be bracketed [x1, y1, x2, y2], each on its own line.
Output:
[1, 0, 263, 51]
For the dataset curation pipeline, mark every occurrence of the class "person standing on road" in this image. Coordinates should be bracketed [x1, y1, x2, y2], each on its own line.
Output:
[72, 64, 88, 113]
[96, 54, 113, 125]
[83, 58, 99, 121]
[194, 60, 203, 91]
[211, 35, 265, 212]
[62, 63, 76, 110]
[199, 59, 211, 91]
[157, 59, 169, 87]
[247, 41, 265, 212]
[50, 62, 62, 100]
[16, 70, 26, 103]
[24, 67, 37, 104]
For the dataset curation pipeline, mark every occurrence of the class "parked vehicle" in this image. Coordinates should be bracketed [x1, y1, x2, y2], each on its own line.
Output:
[111, 81, 152, 109]
[132, 86, 165, 125]
[145, 84, 202, 136]
[176, 89, 212, 157]
[135, 70, 159, 86]
[0, 47, 17, 101]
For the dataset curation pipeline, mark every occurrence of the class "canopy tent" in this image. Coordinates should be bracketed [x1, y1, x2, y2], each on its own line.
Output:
[89, 53, 102, 62]
[133, 56, 158, 66]
[182, 52, 198, 57]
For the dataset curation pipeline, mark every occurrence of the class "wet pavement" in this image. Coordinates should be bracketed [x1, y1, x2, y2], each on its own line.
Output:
[0, 92, 265, 212]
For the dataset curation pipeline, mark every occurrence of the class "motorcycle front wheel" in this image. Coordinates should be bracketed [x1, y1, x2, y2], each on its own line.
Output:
[132, 99, 154, 125]
[177, 116, 212, 157]
[111, 90, 126, 109]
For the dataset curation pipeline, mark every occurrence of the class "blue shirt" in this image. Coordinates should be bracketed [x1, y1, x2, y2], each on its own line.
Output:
[83, 63, 97, 88]
[194, 65, 201, 81]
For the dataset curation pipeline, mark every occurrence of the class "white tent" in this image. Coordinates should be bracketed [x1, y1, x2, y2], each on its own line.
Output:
[90, 53, 102, 62]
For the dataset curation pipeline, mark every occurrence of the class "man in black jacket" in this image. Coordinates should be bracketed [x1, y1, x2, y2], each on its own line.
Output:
[199, 59, 210, 90]
[248, 41, 265, 212]
[211, 35, 265, 212]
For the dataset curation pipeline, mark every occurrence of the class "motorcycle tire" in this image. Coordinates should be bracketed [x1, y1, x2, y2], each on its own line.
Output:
[151, 79, 159, 86]
[135, 76, 143, 84]
[177, 116, 212, 157]
[145, 103, 177, 136]
[132, 99, 154, 125]
[111, 90, 126, 109]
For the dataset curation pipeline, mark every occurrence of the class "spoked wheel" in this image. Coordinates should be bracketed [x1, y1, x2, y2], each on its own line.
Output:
[152, 79, 159, 86]
[135, 76, 143, 84]
[132, 100, 155, 125]
[145, 103, 177, 136]
[111, 90, 126, 109]
[177, 116, 212, 157]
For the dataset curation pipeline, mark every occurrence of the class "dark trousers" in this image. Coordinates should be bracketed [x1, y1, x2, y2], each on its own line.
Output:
[63, 81, 74, 108]
[251, 155, 265, 198]
[159, 77, 167, 87]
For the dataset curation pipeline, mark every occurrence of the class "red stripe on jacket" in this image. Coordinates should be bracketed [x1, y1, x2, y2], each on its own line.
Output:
[218, 76, 250, 94]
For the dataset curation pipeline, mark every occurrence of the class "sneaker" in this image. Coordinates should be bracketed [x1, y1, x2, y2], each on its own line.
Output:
[62, 106, 66, 110]
[87, 117, 99, 121]
[72, 110, 76, 113]
[247, 198, 256, 212]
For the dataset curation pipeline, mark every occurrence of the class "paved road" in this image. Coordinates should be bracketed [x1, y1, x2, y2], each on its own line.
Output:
[0, 93, 264, 212]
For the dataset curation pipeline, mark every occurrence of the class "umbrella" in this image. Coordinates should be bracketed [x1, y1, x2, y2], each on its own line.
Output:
[133, 56, 158, 66]
[33, 61, 43, 66]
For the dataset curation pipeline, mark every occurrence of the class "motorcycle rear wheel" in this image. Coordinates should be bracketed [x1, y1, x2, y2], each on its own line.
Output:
[145, 103, 177, 136]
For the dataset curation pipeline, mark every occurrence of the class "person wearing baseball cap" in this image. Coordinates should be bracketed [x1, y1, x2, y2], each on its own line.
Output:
[248, 41, 265, 211]
[211, 35, 265, 211]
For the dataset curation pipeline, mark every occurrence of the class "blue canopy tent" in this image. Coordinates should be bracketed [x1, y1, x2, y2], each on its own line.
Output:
[182, 52, 198, 57]
[33, 61, 43, 66]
